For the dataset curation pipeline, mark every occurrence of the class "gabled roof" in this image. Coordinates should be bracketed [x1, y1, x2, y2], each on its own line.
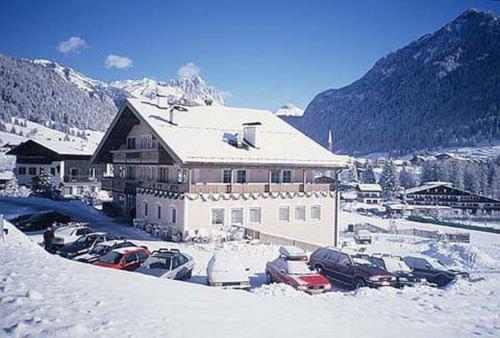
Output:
[7, 139, 95, 157]
[93, 99, 348, 168]
[404, 182, 452, 194]
[356, 183, 382, 192]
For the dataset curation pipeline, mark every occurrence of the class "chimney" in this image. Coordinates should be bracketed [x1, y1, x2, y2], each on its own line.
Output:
[157, 93, 168, 109]
[243, 122, 262, 148]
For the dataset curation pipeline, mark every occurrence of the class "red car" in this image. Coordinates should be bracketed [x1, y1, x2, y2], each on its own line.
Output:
[94, 247, 151, 271]
[265, 246, 331, 294]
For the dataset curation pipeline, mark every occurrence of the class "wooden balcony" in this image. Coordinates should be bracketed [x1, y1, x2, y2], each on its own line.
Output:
[111, 149, 173, 164]
[188, 183, 334, 194]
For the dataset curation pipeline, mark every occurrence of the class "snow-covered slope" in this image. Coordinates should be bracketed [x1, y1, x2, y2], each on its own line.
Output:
[112, 76, 226, 106]
[274, 103, 304, 117]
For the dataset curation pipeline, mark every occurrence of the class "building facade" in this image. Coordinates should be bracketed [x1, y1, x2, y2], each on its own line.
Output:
[356, 183, 382, 204]
[7, 139, 102, 198]
[92, 99, 347, 244]
[404, 182, 500, 216]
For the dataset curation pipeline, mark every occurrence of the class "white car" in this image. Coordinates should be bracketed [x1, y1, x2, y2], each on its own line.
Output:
[135, 249, 194, 280]
[354, 229, 372, 244]
[51, 226, 94, 250]
[207, 254, 251, 289]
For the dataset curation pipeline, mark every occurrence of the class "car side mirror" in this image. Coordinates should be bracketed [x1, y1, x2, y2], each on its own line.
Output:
[425, 264, 432, 270]
[279, 269, 285, 274]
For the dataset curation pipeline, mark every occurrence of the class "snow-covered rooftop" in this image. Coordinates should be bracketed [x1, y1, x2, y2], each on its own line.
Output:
[119, 99, 347, 168]
[356, 183, 382, 192]
[32, 139, 96, 156]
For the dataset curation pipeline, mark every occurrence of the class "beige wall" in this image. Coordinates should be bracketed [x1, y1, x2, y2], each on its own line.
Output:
[136, 192, 336, 245]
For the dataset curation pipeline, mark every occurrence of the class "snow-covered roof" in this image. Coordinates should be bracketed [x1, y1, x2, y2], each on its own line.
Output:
[356, 183, 382, 192]
[97, 99, 348, 168]
[0, 170, 14, 180]
[10, 138, 96, 156]
[404, 182, 452, 194]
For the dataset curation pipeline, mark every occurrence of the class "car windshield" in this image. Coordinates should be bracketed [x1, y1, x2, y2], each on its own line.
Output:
[99, 251, 123, 264]
[384, 258, 411, 272]
[352, 257, 378, 267]
[286, 261, 312, 275]
[90, 244, 108, 255]
[143, 256, 171, 270]
[428, 259, 447, 269]
[75, 235, 90, 244]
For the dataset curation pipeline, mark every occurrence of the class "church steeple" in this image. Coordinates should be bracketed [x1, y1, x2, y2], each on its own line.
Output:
[327, 129, 333, 153]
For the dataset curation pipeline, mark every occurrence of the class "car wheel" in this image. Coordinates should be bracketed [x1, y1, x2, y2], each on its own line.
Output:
[185, 270, 192, 280]
[353, 278, 366, 290]
[436, 275, 448, 287]
[266, 272, 273, 284]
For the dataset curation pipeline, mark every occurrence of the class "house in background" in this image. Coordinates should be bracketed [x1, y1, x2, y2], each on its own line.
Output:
[0, 170, 14, 189]
[403, 181, 500, 216]
[7, 139, 103, 198]
[92, 98, 348, 245]
[356, 183, 382, 204]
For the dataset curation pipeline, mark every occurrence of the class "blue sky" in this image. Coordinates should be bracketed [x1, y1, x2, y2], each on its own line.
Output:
[1, 0, 499, 110]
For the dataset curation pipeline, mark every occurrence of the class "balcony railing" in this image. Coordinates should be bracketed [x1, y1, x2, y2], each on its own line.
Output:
[63, 175, 97, 183]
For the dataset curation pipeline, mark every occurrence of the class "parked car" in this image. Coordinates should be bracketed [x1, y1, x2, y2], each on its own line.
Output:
[360, 254, 422, 288]
[13, 211, 71, 232]
[266, 246, 330, 294]
[73, 239, 138, 264]
[135, 249, 194, 280]
[207, 254, 251, 289]
[403, 256, 470, 287]
[57, 232, 117, 259]
[51, 226, 94, 251]
[353, 229, 372, 244]
[94, 247, 151, 271]
[309, 247, 396, 289]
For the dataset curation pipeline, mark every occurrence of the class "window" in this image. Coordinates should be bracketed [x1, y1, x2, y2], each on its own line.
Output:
[223, 169, 232, 184]
[70, 168, 78, 178]
[278, 206, 290, 222]
[144, 202, 149, 217]
[311, 206, 321, 221]
[127, 137, 136, 150]
[18, 167, 26, 175]
[157, 205, 162, 220]
[159, 167, 168, 183]
[77, 186, 84, 195]
[282, 170, 292, 183]
[137, 251, 149, 262]
[177, 168, 187, 184]
[249, 207, 262, 224]
[171, 207, 177, 224]
[211, 208, 225, 226]
[236, 170, 247, 183]
[270, 170, 280, 184]
[295, 206, 306, 221]
[231, 208, 243, 225]
[50, 167, 56, 176]
[39, 167, 45, 174]
[127, 166, 135, 180]
[29, 167, 37, 175]
[56, 165, 61, 174]
[336, 254, 351, 267]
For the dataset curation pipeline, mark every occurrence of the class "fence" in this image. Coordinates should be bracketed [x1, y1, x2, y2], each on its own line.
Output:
[240, 227, 322, 252]
[348, 222, 470, 243]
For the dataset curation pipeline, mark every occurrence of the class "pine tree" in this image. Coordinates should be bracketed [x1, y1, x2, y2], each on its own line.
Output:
[399, 165, 417, 189]
[463, 164, 480, 193]
[379, 161, 400, 200]
[362, 164, 377, 184]
[450, 161, 465, 189]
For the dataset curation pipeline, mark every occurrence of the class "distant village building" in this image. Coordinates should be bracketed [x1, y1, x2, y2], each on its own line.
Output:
[0, 170, 14, 189]
[356, 183, 382, 204]
[7, 139, 103, 198]
[403, 182, 500, 216]
[92, 98, 348, 244]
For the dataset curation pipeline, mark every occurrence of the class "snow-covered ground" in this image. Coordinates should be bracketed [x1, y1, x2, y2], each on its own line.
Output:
[1, 197, 500, 337]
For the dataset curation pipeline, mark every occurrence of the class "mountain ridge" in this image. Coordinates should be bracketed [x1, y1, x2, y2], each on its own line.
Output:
[285, 9, 500, 155]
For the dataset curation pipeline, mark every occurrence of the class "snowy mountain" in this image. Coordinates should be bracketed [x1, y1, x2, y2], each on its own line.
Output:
[112, 76, 226, 106]
[286, 9, 500, 155]
[0, 53, 227, 135]
[274, 104, 304, 117]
